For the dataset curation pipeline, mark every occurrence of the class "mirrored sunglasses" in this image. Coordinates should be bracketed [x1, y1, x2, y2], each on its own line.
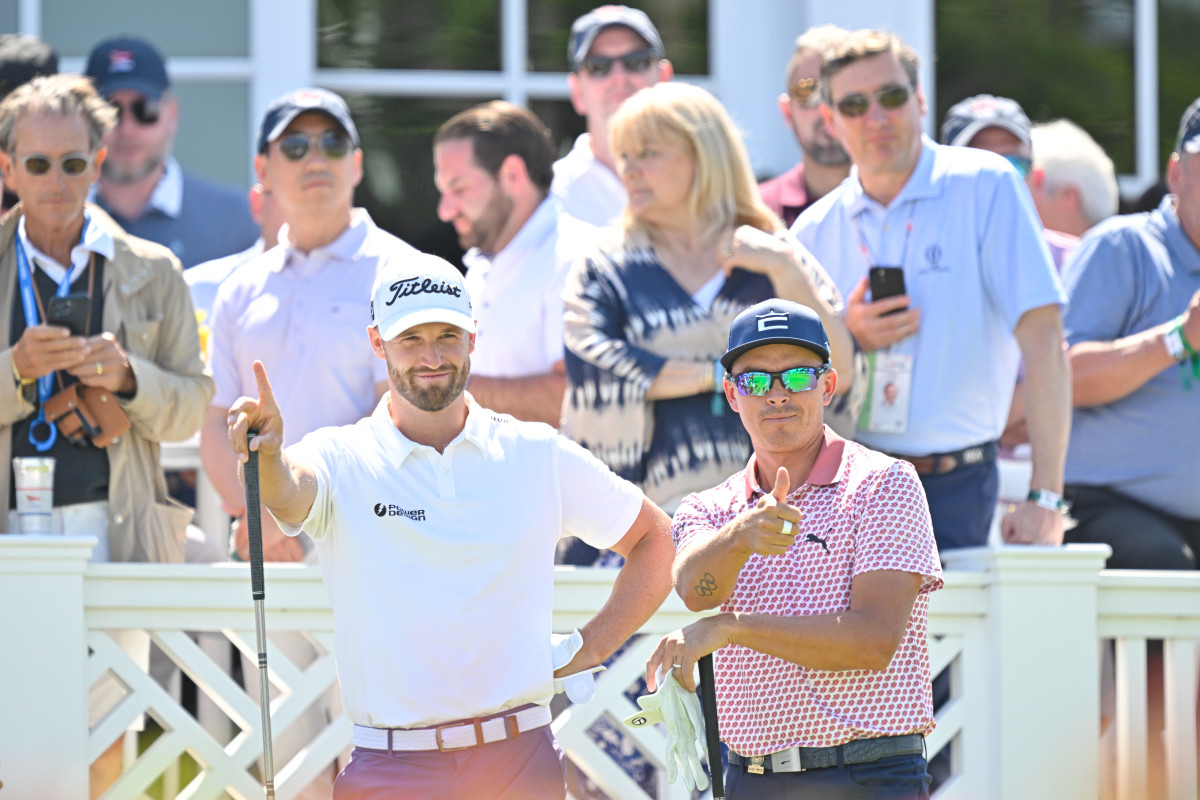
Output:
[1004, 154, 1032, 178]
[277, 131, 353, 162]
[788, 78, 822, 109]
[578, 49, 655, 78]
[732, 365, 831, 396]
[113, 97, 161, 126]
[20, 153, 94, 177]
[834, 84, 912, 118]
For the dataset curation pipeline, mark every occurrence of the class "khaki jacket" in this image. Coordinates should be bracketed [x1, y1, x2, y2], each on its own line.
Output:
[0, 204, 215, 562]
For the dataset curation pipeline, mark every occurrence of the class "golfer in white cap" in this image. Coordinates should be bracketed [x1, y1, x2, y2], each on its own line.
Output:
[227, 252, 674, 799]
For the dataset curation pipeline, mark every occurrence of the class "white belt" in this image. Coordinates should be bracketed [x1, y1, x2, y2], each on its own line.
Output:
[352, 705, 552, 752]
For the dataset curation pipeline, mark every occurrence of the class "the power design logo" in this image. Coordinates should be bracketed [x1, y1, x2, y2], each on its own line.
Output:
[373, 503, 426, 521]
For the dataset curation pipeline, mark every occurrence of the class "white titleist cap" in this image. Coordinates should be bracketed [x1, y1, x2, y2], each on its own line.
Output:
[371, 253, 476, 341]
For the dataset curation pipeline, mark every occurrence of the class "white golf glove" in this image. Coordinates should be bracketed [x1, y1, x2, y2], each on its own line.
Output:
[622, 668, 709, 792]
[551, 629, 604, 703]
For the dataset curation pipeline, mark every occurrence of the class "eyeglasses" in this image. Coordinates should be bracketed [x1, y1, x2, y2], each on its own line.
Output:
[276, 131, 353, 162]
[577, 49, 656, 78]
[1004, 154, 1032, 178]
[112, 97, 161, 126]
[18, 153, 94, 177]
[732, 364, 831, 396]
[788, 78, 822, 109]
[834, 84, 912, 118]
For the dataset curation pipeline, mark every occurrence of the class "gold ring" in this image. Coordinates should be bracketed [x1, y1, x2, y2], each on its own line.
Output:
[95, 362, 103, 375]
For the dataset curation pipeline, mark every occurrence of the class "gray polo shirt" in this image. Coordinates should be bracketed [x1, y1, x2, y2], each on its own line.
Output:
[1063, 196, 1200, 519]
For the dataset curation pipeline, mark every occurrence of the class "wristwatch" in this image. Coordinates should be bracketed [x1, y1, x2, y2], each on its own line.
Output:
[1027, 488, 1070, 513]
[11, 358, 34, 387]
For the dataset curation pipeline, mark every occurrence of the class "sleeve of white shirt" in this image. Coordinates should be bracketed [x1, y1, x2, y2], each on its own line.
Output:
[268, 428, 337, 541]
[207, 280, 243, 410]
[977, 166, 1068, 329]
[556, 433, 643, 550]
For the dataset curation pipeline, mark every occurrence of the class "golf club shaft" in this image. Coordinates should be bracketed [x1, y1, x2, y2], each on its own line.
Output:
[699, 654, 725, 799]
[245, 446, 276, 798]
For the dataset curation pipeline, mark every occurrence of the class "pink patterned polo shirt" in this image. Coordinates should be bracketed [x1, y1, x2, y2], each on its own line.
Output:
[672, 426, 943, 756]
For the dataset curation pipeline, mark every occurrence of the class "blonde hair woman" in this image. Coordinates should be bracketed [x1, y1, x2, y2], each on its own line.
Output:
[561, 82, 855, 523]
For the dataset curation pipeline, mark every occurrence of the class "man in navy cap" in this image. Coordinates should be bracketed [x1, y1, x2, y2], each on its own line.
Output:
[199, 88, 420, 795]
[84, 35, 257, 266]
[551, 5, 673, 225]
[645, 298, 942, 798]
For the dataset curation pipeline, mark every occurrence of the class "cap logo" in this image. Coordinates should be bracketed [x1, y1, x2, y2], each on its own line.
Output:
[384, 276, 463, 307]
[293, 89, 325, 105]
[108, 50, 135, 74]
[757, 311, 789, 332]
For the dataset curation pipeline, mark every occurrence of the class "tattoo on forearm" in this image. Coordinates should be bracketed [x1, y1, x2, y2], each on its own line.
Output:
[695, 573, 718, 597]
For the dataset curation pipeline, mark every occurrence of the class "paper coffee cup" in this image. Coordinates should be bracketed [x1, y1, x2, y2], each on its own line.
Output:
[12, 457, 54, 534]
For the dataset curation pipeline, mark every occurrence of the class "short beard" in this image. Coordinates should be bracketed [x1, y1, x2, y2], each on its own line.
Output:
[458, 189, 513, 255]
[391, 357, 471, 412]
[804, 139, 851, 167]
[102, 154, 164, 185]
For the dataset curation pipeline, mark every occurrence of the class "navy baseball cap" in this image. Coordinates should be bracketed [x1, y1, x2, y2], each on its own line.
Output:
[85, 36, 169, 99]
[1175, 97, 1200, 155]
[721, 300, 831, 372]
[941, 94, 1031, 147]
[568, 5, 664, 70]
[257, 87, 359, 153]
[0, 34, 58, 100]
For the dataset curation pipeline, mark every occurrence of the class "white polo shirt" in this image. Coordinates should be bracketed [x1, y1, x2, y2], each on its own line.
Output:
[278, 394, 644, 728]
[791, 137, 1066, 455]
[463, 197, 596, 377]
[210, 209, 417, 445]
[550, 133, 627, 227]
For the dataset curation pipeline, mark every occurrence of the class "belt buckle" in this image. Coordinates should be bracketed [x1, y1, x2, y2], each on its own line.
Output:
[436, 718, 483, 752]
[770, 747, 804, 773]
[747, 756, 765, 775]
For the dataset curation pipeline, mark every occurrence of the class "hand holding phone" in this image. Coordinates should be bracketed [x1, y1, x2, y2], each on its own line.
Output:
[868, 267, 908, 315]
[46, 293, 90, 336]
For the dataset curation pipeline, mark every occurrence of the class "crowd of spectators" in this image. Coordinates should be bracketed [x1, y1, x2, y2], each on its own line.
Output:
[3, 6, 1199, 797]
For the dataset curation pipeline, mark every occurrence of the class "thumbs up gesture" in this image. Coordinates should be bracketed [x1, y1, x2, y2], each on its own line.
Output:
[730, 466, 803, 557]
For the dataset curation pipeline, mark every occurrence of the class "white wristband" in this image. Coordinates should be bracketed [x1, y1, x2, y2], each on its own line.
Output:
[1165, 326, 1188, 362]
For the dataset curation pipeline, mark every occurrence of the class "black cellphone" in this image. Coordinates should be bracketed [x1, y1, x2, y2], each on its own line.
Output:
[868, 267, 908, 315]
[46, 293, 91, 336]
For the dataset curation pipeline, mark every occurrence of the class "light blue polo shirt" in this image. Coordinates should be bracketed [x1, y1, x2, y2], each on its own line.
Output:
[792, 136, 1066, 455]
[1062, 197, 1200, 519]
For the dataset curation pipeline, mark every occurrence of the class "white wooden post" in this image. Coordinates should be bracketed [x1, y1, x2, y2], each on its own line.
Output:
[0, 535, 96, 800]
[942, 544, 1111, 800]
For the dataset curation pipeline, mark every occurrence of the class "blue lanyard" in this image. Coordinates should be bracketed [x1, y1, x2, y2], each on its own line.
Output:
[14, 216, 90, 451]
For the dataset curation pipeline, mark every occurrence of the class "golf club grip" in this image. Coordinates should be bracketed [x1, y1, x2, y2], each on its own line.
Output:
[698, 654, 725, 799]
[244, 446, 265, 601]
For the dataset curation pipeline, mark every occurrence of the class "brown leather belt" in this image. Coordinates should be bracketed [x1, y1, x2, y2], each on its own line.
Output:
[886, 442, 997, 476]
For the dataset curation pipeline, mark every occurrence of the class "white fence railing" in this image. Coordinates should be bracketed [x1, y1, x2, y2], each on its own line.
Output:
[1, 538, 1197, 800]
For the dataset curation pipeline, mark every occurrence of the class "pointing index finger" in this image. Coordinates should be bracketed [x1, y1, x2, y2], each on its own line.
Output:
[252, 360, 276, 408]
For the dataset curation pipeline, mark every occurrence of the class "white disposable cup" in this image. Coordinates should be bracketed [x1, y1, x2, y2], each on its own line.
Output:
[13, 457, 55, 534]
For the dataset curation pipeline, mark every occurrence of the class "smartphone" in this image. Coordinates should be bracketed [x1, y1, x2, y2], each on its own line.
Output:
[46, 293, 91, 336]
[868, 267, 908, 316]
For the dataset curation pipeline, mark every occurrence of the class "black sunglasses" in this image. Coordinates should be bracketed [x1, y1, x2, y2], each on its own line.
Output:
[112, 97, 161, 126]
[834, 84, 912, 118]
[20, 153, 93, 177]
[276, 131, 353, 162]
[577, 49, 655, 78]
[788, 78, 822, 109]
[732, 364, 831, 397]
